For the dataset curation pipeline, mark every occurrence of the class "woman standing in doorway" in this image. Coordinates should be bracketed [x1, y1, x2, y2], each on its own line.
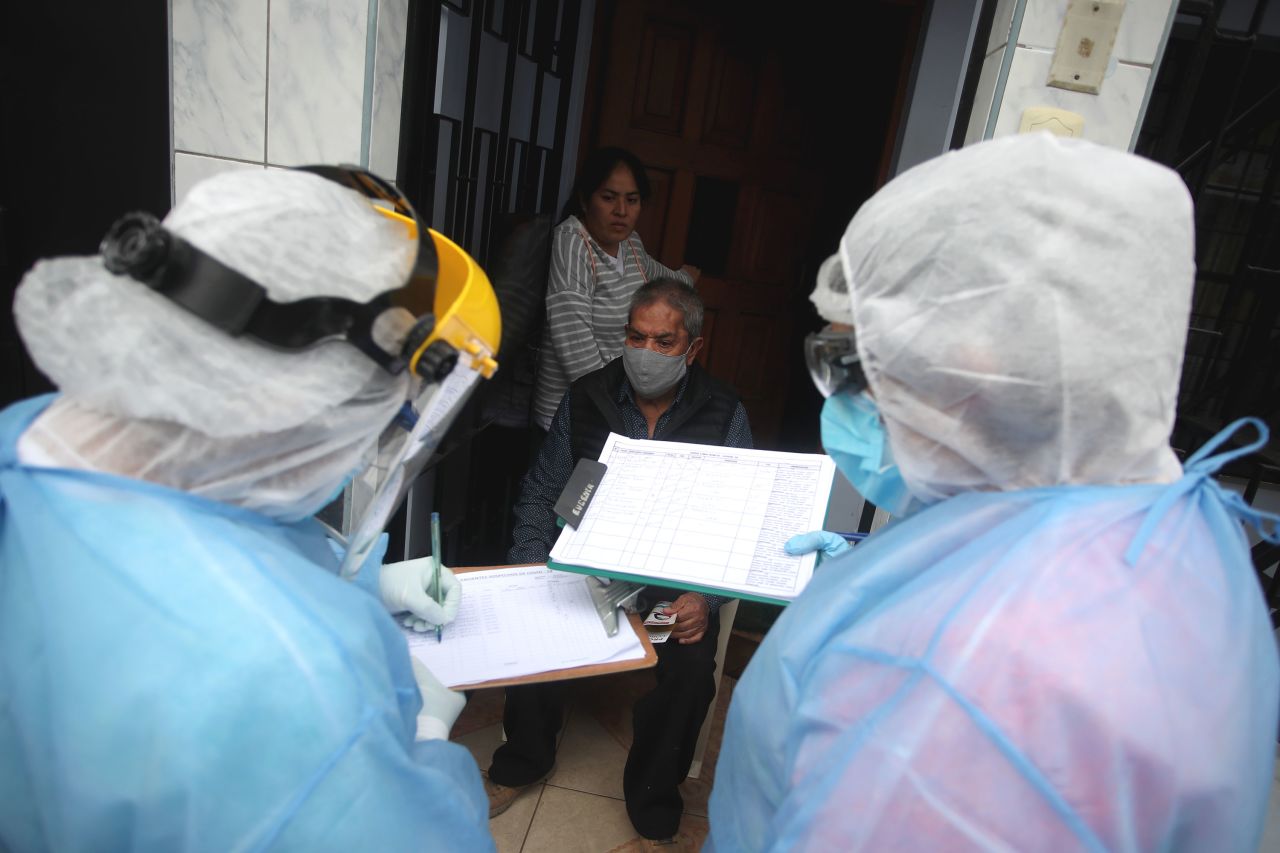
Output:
[532, 147, 700, 432]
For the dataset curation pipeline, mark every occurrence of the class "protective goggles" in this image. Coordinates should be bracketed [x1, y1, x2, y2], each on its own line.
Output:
[99, 165, 467, 381]
[804, 326, 866, 398]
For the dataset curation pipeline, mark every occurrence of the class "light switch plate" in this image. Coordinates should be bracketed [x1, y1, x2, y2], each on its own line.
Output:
[1047, 0, 1126, 95]
[1019, 106, 1086, 137]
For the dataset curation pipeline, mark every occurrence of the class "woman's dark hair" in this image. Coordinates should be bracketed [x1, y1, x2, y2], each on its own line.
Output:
[560, 147, 651, 220]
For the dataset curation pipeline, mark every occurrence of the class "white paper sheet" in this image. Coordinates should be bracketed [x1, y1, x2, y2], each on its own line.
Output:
[403, 565, 645, 688]
[549, 434, 838, 602]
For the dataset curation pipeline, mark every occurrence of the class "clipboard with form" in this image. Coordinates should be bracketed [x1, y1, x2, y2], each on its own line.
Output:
[548, 434, 838, 605]
[402, 564, 656, 689]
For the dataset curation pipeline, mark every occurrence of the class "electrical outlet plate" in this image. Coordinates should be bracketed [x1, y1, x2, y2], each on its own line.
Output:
[1047, 0, 1126, 95]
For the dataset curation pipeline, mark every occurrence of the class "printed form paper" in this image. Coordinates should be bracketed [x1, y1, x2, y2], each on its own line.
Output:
[403, 565, 645, 688]
[550, 434, 838, 602]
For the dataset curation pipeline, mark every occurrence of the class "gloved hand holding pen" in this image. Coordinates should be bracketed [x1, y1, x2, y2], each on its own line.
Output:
[381, 556, 463, 632]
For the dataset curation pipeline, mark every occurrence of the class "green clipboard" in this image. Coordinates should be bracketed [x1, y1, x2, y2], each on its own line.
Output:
[545, 559, 793, 607]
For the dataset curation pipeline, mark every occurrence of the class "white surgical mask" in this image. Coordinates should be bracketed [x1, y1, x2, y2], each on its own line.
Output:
[622, 343, 690, 398]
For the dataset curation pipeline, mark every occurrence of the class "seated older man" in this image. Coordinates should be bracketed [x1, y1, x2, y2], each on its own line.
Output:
[485, 278, 751, 845]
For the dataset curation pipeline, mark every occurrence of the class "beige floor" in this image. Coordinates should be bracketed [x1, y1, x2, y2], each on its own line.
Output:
[448, 667, 735, 853]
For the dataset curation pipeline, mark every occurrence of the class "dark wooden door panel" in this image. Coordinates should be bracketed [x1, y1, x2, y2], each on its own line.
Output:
[737, 187, 810, 286]
[634, 164, 674, 259]
[591, 0, 913, 444]
[700, 45, 758, 150]
[630, 19, 695, 136]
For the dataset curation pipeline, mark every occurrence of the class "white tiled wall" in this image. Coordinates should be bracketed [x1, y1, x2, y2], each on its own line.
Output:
[170, 0, 408, 204]
[991, 46, 1155, 148]
[266, 0, 368, 166]
[173, 151, 265, 194]
[1017, 0, 1171, 63]
[965, 0, 1177, 149]
[368, 0, 409, 177]
[172, 0, 267, 163]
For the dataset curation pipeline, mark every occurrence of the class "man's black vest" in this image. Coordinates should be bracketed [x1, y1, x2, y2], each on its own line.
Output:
[569, 358, 741, 463]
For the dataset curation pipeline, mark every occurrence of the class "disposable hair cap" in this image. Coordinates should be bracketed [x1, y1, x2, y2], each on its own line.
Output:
[15, 169, 416, 438]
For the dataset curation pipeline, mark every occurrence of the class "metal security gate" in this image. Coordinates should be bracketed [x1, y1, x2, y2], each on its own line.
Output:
[1138, 0, 1279, 443]
[390, 0, 588, 565]
[1135, 0, 1280, 619]
[397, 0, 582, 264]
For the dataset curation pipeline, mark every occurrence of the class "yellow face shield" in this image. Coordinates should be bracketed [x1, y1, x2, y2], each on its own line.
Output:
[100, 164, 500, 382]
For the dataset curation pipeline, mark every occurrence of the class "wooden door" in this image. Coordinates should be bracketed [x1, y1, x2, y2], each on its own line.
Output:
[588, 0, 891, 445]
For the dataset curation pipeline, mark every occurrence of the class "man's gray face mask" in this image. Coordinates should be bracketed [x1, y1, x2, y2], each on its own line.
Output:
[621, 342, 691, 398]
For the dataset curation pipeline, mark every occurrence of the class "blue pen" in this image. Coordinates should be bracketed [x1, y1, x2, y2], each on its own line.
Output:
[431, 511, 443, 643]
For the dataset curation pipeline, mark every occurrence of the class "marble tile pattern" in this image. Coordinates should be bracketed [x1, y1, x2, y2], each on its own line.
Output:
[992, 46, 1151, 148]
[368, 0, 409, 178]
[267, 0, 368, 166]
[172, 0, 268, 161]
[971, 0, 1174, 150]
[1013, 0, 1175, 65]
[173, 152, 265, 206]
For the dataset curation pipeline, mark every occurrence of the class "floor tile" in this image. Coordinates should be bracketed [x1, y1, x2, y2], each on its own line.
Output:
[453, 686, 507, 739]
[490, 781, 544, 853]
[452, 721, 504, 773]
[521, 786, 638, 853]
[549, 704, 630, 800]
[571, 670, 654, 751]
[606, 813, 708, 853]
[470, 633, 753, 850]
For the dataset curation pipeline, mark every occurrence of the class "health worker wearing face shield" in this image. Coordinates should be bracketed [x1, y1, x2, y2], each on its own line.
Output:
[0, 168, 500, 851]
[707, 133, 1280, 852]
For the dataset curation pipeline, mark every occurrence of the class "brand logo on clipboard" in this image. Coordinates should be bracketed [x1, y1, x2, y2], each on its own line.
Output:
[554, 459, 608, 529]
[572, 483, 595, 516]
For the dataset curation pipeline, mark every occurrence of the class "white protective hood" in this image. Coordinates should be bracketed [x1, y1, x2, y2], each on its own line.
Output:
[13, 169, 414, 518]
[839, 133, 1194, 501]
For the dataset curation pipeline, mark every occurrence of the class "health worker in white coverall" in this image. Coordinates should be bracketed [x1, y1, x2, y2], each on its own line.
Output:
[709, 132, 1280, 852]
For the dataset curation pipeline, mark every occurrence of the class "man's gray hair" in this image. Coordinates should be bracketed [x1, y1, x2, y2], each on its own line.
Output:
[628, 277, 704, 338]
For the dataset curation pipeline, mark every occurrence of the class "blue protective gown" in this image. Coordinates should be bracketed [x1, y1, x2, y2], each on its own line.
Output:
[0, 395, 494, 852]
[708, 422, 1280, 852]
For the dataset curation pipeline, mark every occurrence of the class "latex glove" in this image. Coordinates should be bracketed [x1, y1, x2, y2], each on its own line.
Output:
[411, 658, 466, 741]
[380, 556, 462, 632]
[784, 530, 852, 564]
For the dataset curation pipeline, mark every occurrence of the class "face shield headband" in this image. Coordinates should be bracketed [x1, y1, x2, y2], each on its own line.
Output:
[804, 325, 867, 398]
[98, 164, 458, 382]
